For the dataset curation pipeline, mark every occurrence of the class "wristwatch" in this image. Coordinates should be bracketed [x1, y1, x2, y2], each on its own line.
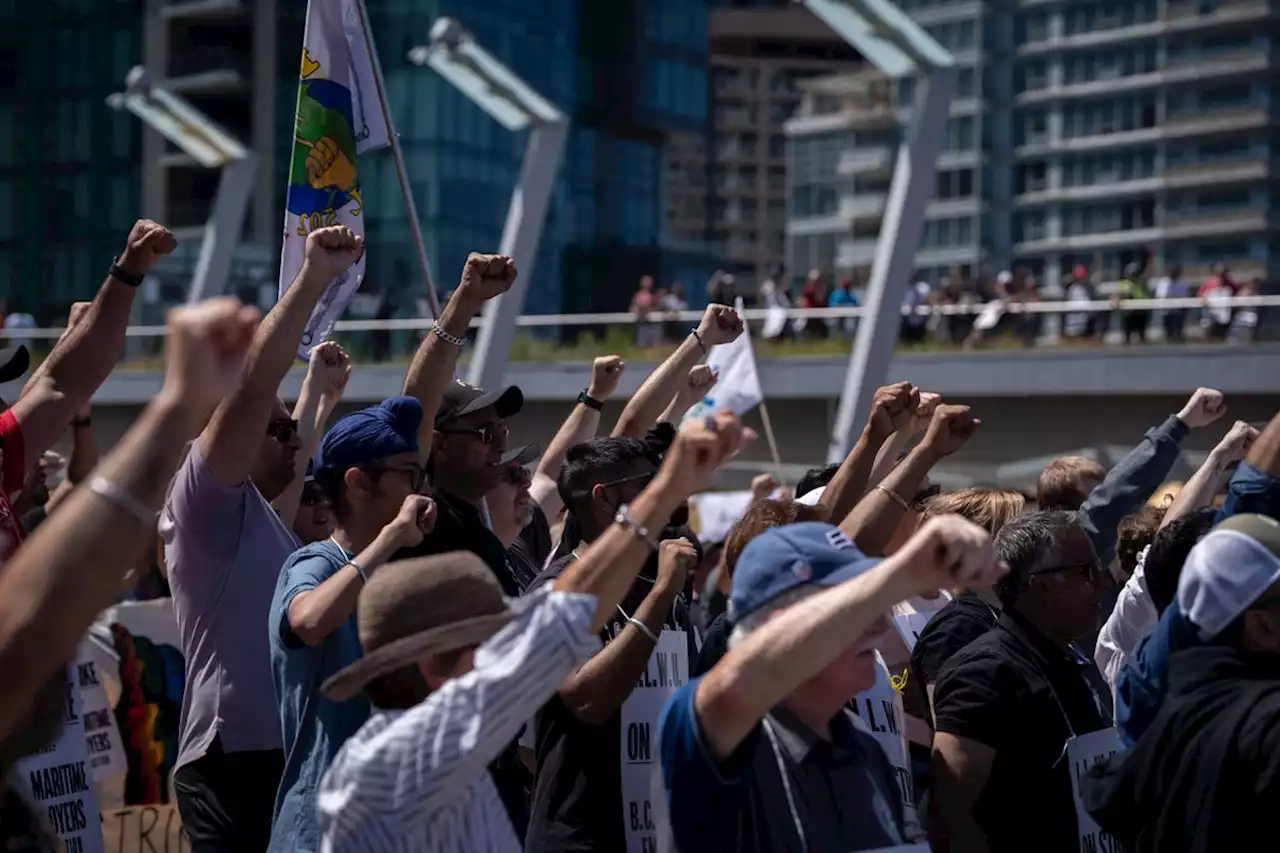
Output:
[108, 257, 144, 287]
[72, 416, 92, 428]
[578, 390, 604, 412]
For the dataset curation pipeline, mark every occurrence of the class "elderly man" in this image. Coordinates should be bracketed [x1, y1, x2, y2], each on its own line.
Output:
[659, 516, 1004, 853]
[931, 511, 1111, 853]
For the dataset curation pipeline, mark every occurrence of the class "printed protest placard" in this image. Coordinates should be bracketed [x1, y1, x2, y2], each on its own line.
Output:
[77, 645, 127, 782]
[1067, 727, 1128, 853]
[849, 653, 919, 838]
[12, 666, 105, 853]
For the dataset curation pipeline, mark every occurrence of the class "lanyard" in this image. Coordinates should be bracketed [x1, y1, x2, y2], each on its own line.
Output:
[761, 718, 811, 853]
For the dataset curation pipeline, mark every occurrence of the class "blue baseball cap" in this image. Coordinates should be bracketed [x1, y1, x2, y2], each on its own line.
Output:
[729, 522, 881, 621]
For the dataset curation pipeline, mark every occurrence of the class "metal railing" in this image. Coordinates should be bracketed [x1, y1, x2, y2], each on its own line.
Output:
[9, 295, 1280, 340]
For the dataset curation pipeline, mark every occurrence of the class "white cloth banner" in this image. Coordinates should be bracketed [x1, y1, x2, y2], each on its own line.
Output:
[620, 629, 688, 853]
[1067, 727, 1127, 853]
[891, 594, 952, 653]
[849, 653, 920, 839]
[689, 491, 753, 545]
[12, 666, 105, 853]
[685, 298, 763, 420]
[280, 0, 391, 358]
[76, 643, 127, 783]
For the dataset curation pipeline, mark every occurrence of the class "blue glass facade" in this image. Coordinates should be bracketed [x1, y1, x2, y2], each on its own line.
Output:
[277, 0, 718, 316]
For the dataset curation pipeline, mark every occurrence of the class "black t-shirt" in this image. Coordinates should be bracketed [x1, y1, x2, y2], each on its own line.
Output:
[909, 592, 1000, 726]
[509, 506, 552, 594]
[693, 610, 732, 678]
[396, 489, 520, 596]
[525, 552, 697, 853]
[932, 611, 1109, 853]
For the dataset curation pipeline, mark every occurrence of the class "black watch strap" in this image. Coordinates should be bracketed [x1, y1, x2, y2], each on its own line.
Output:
[578, 390, 604, 411]
[72, 416, 92, 428]
[109, 257, 144, 287]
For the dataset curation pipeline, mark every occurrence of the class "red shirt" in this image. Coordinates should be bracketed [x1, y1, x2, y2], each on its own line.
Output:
[0, 408, 26, 564]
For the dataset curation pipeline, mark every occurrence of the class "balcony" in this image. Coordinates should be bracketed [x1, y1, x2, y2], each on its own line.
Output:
[1162, 208, 1270, 239]
[1016, 225, 1162, 255]
[1016, 177, 1163, 206]
[1163, 106, 1272, 139]
[1163, 46, 1272, 82]
[1017, 127, 1163, 158]
[836, 238, 879, 268]
[837, 147, 894, 177]
[1163, 156, 1270, 189]
[1018, 20, 1163, 56]
[161, 0, 245, 20]
[1166, 0, 1272, 28]
[838, 194, 886, 221]
[166, 46, 251, 94]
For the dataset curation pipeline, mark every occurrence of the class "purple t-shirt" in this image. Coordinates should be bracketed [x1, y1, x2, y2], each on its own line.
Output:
[161, 441, 300, 769]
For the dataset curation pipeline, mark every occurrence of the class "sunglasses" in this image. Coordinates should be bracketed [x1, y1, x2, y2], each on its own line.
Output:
[1038, 560, 1101, 584]
[499, 465, 532, 487]
[266, 418, 299, 443]
[364, 463, 429, 493]
[440, 422, 509, 446]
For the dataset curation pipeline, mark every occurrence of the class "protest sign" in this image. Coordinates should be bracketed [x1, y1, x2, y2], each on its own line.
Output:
[77, 644, 127, 783]
[12, 666, 105, 853]
[101, 805, 190, 853]
[1068, 727, 1128, 853]
[849, 653, 920, 838]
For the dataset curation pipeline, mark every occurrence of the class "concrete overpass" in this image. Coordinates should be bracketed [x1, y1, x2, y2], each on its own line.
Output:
[14, 343, 1279, 490]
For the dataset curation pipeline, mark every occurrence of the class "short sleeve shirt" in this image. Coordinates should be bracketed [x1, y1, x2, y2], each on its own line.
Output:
[267, 538, 371, 853]
[0, 408, 27, 564]
[508, 506, 552, 594]
[395, 490, 519, 596]
[932, 611, 1109, 853]
[160, 441, 300, 768]
[658, 677, 906, 853]
[908, 592, 999, 725]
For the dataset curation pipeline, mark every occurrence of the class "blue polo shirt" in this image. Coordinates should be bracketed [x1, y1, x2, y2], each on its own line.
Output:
[267, 538, 371, 853]
[658, 675, 906, 853]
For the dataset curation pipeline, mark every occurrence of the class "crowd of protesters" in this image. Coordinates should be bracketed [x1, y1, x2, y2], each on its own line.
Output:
[0, 216, 1278, 853]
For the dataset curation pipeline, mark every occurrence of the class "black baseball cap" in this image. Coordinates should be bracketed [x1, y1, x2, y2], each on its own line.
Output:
[500, 444, 540, 467]
[0, 346, 30, 384]
[435, 380, 523, 429]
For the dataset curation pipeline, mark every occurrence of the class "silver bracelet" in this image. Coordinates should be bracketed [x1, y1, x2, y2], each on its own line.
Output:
[431, 323, 466, 347]
[626, 616, 659, 643]
[614, 504, 659, 550]
[86, 475, 157, 527]
[348, 560, 370, 583]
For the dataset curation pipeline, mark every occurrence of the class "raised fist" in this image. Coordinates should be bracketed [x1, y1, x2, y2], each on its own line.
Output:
[684, 364, 718, 401]
[868, 381, 919, 438]
[162, 298, 261, 434]
[750, 473, 781, 502]
[305, 136, 357, 193]
[661, 410, 754, 498]
[303, 225, 364, 280]
[658, 537, 698, 589]
[1177, 388, 1226, 429]
[696, 304, 744, 348]
[307, 341, 352, 400]
[909, 392, 942, 436]
[589, 355, 626, 400]
[118, 219, 177, 277]
[892, 514, 1005, 599]
[920, 404, 980, 460]
[386, 494, 437, 549]
[457, 253, 517, 304]
[1215, 419, 1259, 464]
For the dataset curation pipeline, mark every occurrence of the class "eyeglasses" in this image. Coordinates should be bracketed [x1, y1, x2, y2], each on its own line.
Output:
[300, 485, 330, 507]
[266, 418, 299, 443]
[499, 465, 532, 487]
[364, 463, 429, 493]
[440, 422, 509, 446]
[1039, 561, 1100, 584]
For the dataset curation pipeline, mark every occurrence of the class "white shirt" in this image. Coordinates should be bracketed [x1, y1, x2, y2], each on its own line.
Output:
[1095, 547, 1158, 698]
[318, 587, 599, 853]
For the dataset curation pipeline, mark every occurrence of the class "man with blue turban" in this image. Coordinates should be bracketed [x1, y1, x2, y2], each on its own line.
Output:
[266, 395, 438, 853]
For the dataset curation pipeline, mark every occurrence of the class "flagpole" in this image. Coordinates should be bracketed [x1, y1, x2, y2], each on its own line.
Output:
[756, 400, 786, 486]
[351, 0, 440, 320]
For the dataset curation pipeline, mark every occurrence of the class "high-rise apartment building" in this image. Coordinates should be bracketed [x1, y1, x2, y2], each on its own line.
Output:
[786, 0, 1279, 287]
[667, 2, 860, 285]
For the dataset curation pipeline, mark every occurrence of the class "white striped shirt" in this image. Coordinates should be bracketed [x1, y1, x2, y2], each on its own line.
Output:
[317, 586, 600, 853]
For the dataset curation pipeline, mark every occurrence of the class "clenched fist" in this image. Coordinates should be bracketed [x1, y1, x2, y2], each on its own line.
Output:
[892, 514, 1005, 599]
[684, 364, 718, 402]
[1214, 420, 1258, 464]
[1177, 387, 1226, 429]
[118, 219, 177, 277]
[305, 137, 357, 193]
[161, 298, 260, 434]
[385, 494, 437, 549]
[657, 537, 698, 591]
[868, 381, 920, 439]
[303, 225, 364, 280]
[306, 341, 352, 401]
[909, 392, 942, 436]
[696, 304, 744, 348]
[457, 253, 517, 304]
[920, 404, 980, 460]
[589, 355, 626, 400]
[662, 410, 755, 498]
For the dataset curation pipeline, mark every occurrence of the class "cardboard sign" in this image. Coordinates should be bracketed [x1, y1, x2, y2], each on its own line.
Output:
[101, 805, 190, 853]
[1067, 727, 1128, 853]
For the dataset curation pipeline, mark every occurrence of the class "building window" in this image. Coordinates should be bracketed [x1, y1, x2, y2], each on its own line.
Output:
[957, 68, 976, 98]
[946, 117, 975, 152]
[937, 169, 975, 200]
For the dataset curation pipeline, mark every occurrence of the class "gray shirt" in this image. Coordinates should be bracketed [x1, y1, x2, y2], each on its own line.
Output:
[161, 442, 299, 769]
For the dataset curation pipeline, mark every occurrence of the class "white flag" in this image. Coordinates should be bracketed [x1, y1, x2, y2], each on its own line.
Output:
[685, 298, 763, 420]
[280, 0, 391, 358]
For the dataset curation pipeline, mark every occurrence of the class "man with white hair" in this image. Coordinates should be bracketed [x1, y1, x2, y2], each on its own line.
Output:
[658, 516, 1003, 852]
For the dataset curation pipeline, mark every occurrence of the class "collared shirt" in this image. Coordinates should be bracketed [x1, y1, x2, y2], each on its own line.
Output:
[933, 611, 1109, 853]
[268, 538, 371, 853]
[1095, 554, 1158, 698]
[317, 586, 599, 853]
[658, 676, 906, 853]
[161, 441, 300, 768]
